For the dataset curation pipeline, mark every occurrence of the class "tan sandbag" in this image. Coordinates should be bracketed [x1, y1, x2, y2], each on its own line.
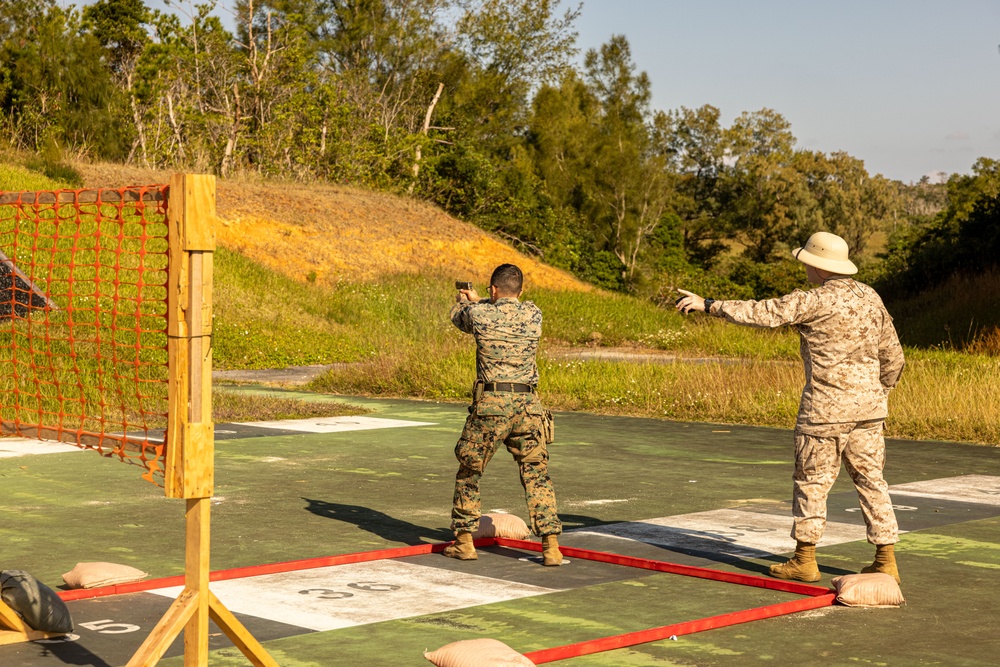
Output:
[62, 562, 148, 589]
[424, 638, 536, 667]
[472, 513, 531, 539]
[832, 573, 905, 608]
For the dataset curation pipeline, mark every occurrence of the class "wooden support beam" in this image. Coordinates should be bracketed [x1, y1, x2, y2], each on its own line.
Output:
[128, 174, 277, 666]
[209, 593, 281, 667]
[125, 589, 200, 666]
[184, 498, 211, 667]
[0, 599, 65, 646]
[0, 189, 164, 206]
[165, 173, 215, 500]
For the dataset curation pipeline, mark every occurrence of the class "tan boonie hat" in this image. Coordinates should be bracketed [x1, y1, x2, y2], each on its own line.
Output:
[793, 231, 858, 275]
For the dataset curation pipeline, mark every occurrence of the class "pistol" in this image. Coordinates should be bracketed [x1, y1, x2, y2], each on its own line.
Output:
[455, 281, 473, 290]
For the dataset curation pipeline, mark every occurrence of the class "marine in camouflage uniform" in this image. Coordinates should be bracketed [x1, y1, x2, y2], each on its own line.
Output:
[676, 232, 905, 583]
[445, 264, 562, 565]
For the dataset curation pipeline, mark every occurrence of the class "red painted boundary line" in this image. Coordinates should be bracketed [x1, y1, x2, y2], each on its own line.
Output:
[522, 593, 837, 664]
[494, 538, 832, 597]
[58, 541, 454, 601]
[56, 537, 838, 664]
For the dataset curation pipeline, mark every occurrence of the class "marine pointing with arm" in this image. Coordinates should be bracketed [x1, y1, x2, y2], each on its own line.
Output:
[444, 264, 563, 566]
[676, 232, 905, 583]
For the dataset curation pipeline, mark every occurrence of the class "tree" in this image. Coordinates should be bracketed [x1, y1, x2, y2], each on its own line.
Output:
[722, 109, 814, 261]
[451, 0, 580, 147]
[653, 104, 729, 266]
[0, 1, 119, 156]
[796, 150, 901, 258]
[582, 35, 674, 285]
[83, 0, 153, 163]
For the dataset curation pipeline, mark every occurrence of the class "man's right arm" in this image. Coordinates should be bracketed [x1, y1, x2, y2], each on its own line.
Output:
[450, 301, 475, 333]
[715, 290, 817, 329]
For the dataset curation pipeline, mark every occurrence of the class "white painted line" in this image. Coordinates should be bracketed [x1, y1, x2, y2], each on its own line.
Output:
[0, 438, 83, 457]
[890, 475, 1000, 506]
[232, 415, 435, 433]
[148, 560, 554, 631]
[567, 499, 635, 507]
[571, 508, 869, 557]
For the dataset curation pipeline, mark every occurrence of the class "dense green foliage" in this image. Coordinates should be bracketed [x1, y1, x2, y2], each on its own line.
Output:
[3, 0, 999, 356]
[3, 0, 975, 301]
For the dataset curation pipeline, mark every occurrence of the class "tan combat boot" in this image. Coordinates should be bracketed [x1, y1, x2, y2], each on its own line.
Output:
[861, 544, 900, 583]
[542, 535, 563, 566]
[768, 541, 821, 582]
[443, 532, 477, 560]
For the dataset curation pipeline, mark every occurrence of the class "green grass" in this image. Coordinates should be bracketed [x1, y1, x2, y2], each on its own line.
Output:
[0, 164, 69, 192]
[2, 163, 995, 446]
[244, 269, 994, 445]
[212, 388, 369, 422]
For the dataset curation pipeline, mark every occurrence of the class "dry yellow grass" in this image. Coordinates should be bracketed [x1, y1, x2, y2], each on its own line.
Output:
[74, 163, 589, 292]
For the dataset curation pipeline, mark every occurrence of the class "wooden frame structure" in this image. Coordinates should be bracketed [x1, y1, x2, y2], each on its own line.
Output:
[0, 600, 64, 645]
[123, 174, 277, 666]
[0, 175, 276, 662]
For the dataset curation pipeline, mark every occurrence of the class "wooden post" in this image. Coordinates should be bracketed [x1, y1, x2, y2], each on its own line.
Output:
[127, 175, 278, 667]
[165, 173, 215, 500]
[0, 600, 65, 645]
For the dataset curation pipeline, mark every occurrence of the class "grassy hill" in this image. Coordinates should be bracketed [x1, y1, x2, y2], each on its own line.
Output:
[77, 162, 588, 292]
[3, 160, 998, 445]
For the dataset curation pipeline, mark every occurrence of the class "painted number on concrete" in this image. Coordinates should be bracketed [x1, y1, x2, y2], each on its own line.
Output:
[845, 505, 917, 513]
[299, 582, 401, 600]
[348, 582, 401, 592]
[79, 619, 141, 634]
[728, 524, 776, 533]
[299, 589, 354, 600]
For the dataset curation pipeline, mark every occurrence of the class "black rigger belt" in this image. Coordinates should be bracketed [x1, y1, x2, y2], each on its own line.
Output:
[483, 382, 535, 393]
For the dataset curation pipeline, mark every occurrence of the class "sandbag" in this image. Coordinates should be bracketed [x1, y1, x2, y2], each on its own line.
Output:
[831, 573, 905, 608]
[472, 513, 531, 540]
[425, 638, 536, 667]
[62, 562, 148, 589]
[0, 570, 74, 634]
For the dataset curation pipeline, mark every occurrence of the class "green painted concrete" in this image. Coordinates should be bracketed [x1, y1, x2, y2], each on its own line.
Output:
[3, 391, 1000, 665]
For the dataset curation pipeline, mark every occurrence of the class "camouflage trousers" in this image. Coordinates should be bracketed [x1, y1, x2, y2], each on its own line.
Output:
[451, 392, 562, 537]
[792, 420, 899, 546]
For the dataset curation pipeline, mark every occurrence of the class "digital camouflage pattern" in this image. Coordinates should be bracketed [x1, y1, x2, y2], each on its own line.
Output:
[708, 276, 903, 546]
[449, 295, 560, 537]
[709, 277, 905, 425]
[792, 421, 898, 545]
[450, 297, 541, 385]
[451, 392, 561, 537]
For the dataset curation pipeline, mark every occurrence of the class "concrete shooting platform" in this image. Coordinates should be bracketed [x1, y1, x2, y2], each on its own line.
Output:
[1, 388, 998, 666]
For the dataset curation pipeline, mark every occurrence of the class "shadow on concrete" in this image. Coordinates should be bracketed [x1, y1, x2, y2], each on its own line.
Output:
[302, 498, 452, 545]
[25, 642, 114, 667]
[566, 519, 855, 579]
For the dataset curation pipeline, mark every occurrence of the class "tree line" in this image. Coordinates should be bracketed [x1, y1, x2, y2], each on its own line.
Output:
[2, 0, 993, 300]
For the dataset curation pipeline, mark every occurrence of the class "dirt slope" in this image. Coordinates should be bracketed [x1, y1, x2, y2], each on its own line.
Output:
[77, 163, 589, 292]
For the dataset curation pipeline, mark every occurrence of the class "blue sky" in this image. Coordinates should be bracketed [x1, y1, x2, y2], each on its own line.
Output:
[574, 0, 1000, 183]
[71, 0, 1000, 183]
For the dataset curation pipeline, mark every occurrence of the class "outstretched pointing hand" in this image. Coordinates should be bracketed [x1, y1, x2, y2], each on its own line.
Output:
[675, 289, 705, 314]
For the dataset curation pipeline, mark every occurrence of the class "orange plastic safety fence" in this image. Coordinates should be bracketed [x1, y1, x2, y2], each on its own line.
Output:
[0, 185, 170, 484]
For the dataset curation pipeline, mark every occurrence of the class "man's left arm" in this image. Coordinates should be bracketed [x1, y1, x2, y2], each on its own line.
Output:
[450, 288, 485, 333]
[878, 315, 905, 392]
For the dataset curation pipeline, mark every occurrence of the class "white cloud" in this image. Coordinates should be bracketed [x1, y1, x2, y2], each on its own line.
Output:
[945, 131, 971, 142]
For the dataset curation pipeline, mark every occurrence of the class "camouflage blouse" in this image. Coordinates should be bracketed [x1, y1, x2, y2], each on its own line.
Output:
[709, 277, 905, 426]
[451, 297, 542, 386]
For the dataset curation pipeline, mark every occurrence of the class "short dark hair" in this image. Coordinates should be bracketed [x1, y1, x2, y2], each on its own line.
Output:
[490, 263, 523, 296]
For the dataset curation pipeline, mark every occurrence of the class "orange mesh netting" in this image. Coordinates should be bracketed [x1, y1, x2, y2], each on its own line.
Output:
[0, 185, 170, 484]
